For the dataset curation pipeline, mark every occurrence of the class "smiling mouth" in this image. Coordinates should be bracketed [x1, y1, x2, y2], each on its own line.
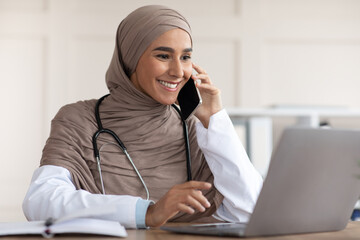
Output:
[158, 80, 180, 89]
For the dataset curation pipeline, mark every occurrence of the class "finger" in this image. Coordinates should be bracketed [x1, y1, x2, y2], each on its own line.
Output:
[190, 75, 202, 87]
[192, 73, 209, 80]
[190, 189, 211, 208]
[196, 83, 220, 95]
[183, 195, 207, 212]
[192, 62, 206, 74]
[193, 74, 211, 84]
[178, 181, 212, 190]
[177, 203, 195, 214]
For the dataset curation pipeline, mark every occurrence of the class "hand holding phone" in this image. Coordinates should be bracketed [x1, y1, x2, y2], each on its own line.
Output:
[177, 77, 202, 120]
[186, 63, 222, 128]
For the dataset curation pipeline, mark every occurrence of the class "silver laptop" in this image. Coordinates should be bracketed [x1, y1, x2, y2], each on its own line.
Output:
[161, 127, 360, 237]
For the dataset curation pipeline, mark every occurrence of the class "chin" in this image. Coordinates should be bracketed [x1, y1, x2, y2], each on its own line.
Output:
[156, 97, 177, 106]
[164, 100, 177, 106]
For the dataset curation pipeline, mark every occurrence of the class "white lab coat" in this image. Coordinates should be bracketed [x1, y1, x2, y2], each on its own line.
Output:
[23, 109, 263, 228]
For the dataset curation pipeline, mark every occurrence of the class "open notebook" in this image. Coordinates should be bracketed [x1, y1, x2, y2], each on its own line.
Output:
[0, 205, 127, 237]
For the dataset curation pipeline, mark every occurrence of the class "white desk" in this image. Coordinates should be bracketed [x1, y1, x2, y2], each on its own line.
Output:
[228, 107, 360, 126]
[227, 107, 360, 176]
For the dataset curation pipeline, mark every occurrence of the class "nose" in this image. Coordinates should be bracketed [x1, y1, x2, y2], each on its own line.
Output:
[168, 59, 184, 78]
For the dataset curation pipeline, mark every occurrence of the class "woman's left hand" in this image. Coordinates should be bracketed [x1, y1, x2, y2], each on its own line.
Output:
[192, 63, 222, 128]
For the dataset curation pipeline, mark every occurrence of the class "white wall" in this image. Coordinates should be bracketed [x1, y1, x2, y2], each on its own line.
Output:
[1, 0, 360, 221]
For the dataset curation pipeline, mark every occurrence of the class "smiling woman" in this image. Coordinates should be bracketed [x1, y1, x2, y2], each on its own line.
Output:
[22, 5, 263, 229]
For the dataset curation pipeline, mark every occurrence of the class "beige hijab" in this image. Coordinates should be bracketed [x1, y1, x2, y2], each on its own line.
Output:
[41, 5, 223, 222]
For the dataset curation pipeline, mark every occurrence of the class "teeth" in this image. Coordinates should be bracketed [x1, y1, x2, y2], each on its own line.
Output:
[159, 80, 177, 89]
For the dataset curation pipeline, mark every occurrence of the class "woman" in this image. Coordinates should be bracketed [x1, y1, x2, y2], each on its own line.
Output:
[22, 5, 263, 228]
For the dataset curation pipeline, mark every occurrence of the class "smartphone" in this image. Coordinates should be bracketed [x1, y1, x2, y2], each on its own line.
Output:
[177, 77, 202, 120]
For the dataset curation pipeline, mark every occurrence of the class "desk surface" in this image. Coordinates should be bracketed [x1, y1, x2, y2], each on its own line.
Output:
[2, 221, 360, 240]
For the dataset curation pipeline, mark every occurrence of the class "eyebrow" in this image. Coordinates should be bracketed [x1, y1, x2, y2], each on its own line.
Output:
[153, 46, 193, 53]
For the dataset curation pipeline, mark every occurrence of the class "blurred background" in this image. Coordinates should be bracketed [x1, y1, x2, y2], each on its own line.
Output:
[1, 0, 360, 221]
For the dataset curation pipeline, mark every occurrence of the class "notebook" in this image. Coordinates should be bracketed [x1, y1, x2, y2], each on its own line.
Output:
[0, 204, 127, 237]
[161, 127, 360, 237]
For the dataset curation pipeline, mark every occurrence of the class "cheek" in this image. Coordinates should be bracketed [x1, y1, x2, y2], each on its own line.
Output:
[144, 58, 167, 73]
[184, 65, 193, 79]
[136, 57, 165, 81]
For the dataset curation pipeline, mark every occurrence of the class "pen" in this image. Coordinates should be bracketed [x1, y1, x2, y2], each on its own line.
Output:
[45, 218, 54, 227]
[42, 218, 55, 238]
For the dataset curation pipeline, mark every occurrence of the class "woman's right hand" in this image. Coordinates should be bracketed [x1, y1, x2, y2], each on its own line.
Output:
[145, 181, 212, 227]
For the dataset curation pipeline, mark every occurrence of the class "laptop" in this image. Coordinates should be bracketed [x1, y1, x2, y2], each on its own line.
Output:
[161, 127, 360, 237]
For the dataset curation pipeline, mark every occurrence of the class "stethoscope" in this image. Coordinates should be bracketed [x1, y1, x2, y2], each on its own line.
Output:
[92, 94, 192, 199]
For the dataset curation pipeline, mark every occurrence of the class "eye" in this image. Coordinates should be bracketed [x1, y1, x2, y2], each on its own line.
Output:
[181, 55, 192, 61]
[156, 54, 170, 60]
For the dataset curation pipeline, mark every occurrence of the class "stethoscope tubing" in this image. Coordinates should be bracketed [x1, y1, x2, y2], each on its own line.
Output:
[93, 128, 150, 199]
[172, 104, 192, 181]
